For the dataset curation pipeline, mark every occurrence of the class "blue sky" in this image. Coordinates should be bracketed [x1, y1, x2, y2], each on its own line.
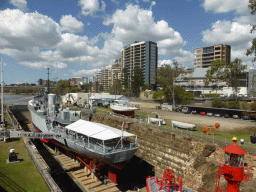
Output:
[0, 0, 255, 84]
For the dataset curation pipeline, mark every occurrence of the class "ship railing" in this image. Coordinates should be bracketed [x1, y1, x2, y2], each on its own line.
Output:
[66, 135, 138, 154]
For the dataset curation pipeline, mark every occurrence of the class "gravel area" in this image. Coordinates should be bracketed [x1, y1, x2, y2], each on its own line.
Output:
[142, 107, 256, 131]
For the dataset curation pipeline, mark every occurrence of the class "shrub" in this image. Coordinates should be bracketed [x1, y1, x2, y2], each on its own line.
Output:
[204, 94, 220, 98]
[212, 98, 223, 108]
[250, 102, 256, 111]
[228, 101, 240, 109]
[241, 101, 250, 110]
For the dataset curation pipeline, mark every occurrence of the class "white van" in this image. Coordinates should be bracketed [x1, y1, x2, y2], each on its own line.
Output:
[220, 93, 228, 98]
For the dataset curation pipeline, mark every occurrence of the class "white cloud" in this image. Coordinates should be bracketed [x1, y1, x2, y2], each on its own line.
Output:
[60, 15, 84, 33]
[79, 0, 106, 16]
[19, 61, 67, 69]
[142, 0, 150, 2]
[233, 15, 256, 25]
[103, 4, 192, 62]
[202, 0, 249, 14]
[202, 20, 256, 67]
[0, 9, 61, 52]
[158, 59, 172, 67]
[70, 68, 101, 77]
[150, 1, 156, 10]
[10, 0, 28, 12]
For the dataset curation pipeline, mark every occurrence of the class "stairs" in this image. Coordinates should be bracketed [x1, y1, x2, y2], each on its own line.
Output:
[55, 154, 120, 192]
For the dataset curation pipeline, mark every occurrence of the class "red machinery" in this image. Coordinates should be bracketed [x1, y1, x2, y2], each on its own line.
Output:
[146, 169, 183, 192]
[215, 137, 250, 192]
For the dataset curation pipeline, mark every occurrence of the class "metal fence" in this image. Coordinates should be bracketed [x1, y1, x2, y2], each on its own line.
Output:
[94, 110, 256, 154]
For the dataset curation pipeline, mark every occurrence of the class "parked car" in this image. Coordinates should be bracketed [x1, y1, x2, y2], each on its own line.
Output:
[191, 110, 197, 114]
[220, 93, 228, 98]
[229, 94, 235, 98]
[224, 114, 230, 118]
[244, 94, 249, 98]
[232, 115, 239, 119]
[207, 112, 213, 116]
[175, 107, 181, 112]
[183, 107, 189, 114]
[200, 112, 206, 115]
[214, 114, 222, 117]
[238, 94, 243, 98]
[242, 115, 250, 120]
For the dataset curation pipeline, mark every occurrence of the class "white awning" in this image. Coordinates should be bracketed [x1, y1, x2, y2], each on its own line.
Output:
[65, 119, 135, 141]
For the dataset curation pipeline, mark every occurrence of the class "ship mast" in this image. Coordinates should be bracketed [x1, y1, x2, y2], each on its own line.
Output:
[47, 68, 50, 93]
[1, 57, 4, 126]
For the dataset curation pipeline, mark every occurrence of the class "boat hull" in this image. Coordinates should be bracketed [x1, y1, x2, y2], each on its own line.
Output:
[171, 120, 196, 130]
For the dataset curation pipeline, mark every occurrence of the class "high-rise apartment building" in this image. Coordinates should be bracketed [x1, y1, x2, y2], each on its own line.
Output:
[121, 41, 157, 87]
[194, 44, 231, 68]
[93, 64, 122, 92]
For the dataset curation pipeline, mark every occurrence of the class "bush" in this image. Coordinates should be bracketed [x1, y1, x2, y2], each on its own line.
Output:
[212, 98, 223, 108]
[250, 102, 256, 111]
[241, 101, 250, 110]
[204, 94, 220, 98]
[228, 101, 240, 109]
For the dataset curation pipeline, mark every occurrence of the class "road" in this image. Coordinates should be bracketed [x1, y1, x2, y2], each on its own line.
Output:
[143, 107, 256, 131]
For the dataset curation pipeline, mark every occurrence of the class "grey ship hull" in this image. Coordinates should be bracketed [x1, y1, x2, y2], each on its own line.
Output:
[28, 105, 138, 164]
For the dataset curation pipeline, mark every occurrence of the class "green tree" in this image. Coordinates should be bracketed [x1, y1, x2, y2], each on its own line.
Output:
[56, 79, 71, 95]
[156, 60, 184, 107]
[204, 58, 246, 100]
[109, 79, 123, 95]
[246, 0, 256, 61]
[131, 66, 145, 97]
[224, 58, 247, 98]
[98, 84, 104, 92]
[37, 78, 43, 85]
[204, 59, 226, 94]
[121, 67, 129, 90]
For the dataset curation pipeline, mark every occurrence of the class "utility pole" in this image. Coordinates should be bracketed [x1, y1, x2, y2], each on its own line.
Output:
[1, 57, 4, 125]
[47, 68, 50, 93]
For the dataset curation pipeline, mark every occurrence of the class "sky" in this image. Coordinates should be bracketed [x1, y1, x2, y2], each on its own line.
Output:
[0, 0, 256, 85]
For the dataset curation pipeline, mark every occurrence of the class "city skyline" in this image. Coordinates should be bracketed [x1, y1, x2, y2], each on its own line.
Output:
[0, 0, 255, 84]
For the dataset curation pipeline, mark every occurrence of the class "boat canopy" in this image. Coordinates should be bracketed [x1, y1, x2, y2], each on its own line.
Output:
[65, 119, 135, 141]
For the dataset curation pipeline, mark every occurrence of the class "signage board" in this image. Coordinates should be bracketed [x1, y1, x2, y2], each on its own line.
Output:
[10, 131, 65, 139]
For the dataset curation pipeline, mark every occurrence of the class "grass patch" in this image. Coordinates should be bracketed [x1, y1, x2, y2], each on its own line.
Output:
[4, 111, 12, 129]
[0, 138, 50, 192]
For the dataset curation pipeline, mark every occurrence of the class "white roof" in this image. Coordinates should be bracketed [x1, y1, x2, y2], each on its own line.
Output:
[89, 95, 127, 100]
[65, 119, 135, 141]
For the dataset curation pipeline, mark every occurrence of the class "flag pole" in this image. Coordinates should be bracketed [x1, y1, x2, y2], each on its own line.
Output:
[121, 117, 124, 149]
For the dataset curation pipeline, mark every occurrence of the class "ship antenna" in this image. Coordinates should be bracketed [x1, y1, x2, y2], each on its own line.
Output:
[47, 68, 50, 93]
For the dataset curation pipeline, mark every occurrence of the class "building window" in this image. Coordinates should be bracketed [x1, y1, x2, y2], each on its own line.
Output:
[197, 50, 202, 54]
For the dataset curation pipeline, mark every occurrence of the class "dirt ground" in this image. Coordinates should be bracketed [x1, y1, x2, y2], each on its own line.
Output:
[140, 106, 256, 131]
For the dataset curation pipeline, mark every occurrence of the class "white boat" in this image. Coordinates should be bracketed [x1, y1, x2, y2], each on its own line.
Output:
[110, 100, 140, 117]
[172, 120, 196, 130]
[147, 112, 166, 126]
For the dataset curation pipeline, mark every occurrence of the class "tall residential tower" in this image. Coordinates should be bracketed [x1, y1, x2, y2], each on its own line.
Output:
[194, 44, 231, 68]
[121, 41, 157, 88]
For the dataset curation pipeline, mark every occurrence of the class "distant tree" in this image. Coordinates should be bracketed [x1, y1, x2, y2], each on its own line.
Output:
[204, 59, 226, 94]
[131, 66, 145, 97]
[121, 67, 129, 89]
[109, 79, 123, 95]
[246, 0, 256, 62]
[56, 79, 71, 95]
[224, 58, 247, 98]
[98, 84, 104, 92]
[37, 78, 43, 85]
[156, 60, 184, 107]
